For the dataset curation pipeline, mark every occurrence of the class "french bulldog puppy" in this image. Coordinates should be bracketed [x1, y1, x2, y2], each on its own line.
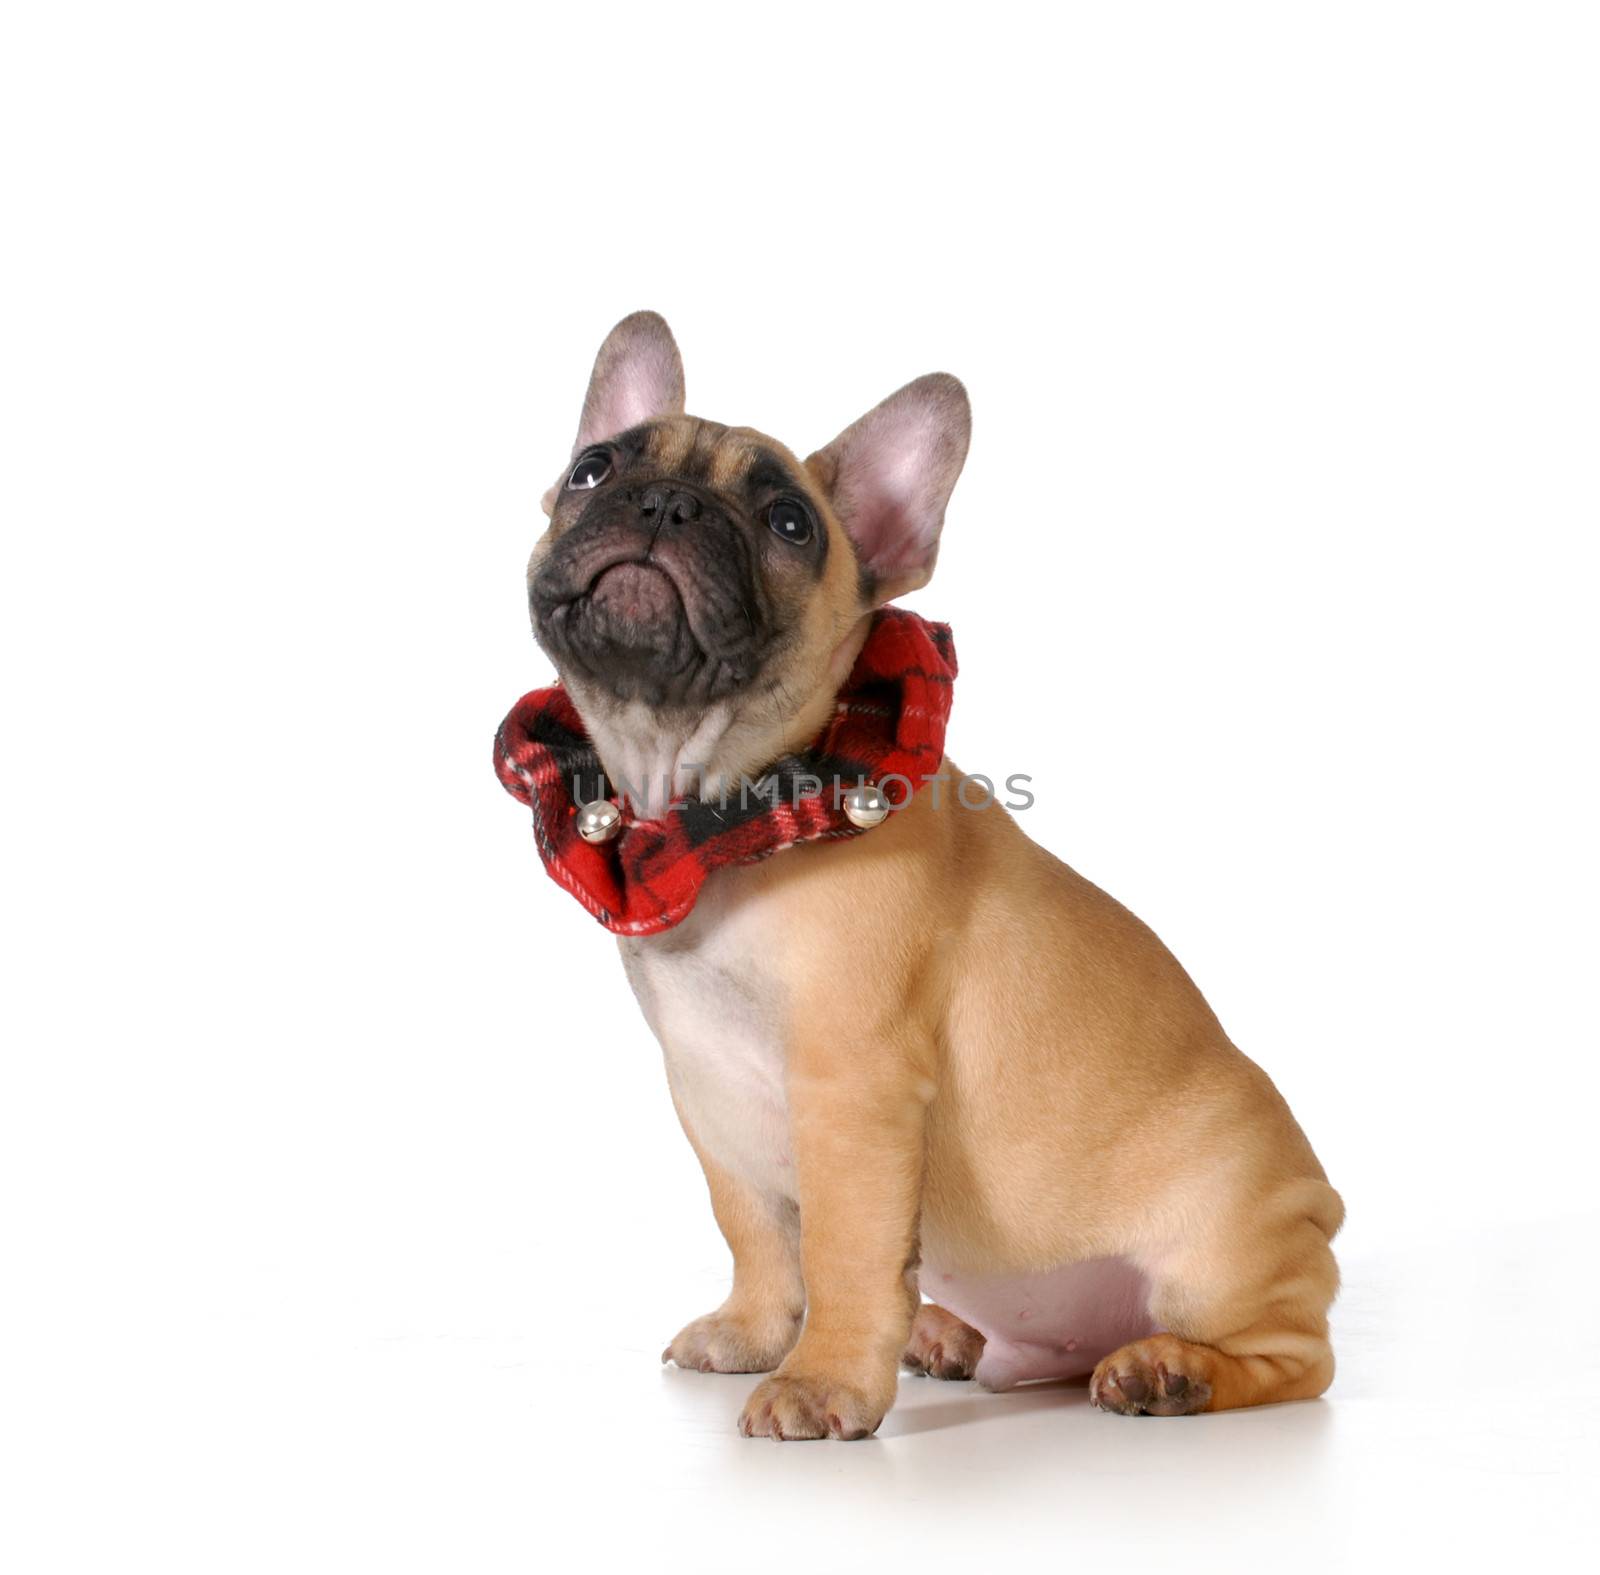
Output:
[523, 311, 1343, 1439]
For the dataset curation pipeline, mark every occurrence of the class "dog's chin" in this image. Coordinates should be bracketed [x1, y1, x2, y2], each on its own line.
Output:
[536, 563, 759, 709]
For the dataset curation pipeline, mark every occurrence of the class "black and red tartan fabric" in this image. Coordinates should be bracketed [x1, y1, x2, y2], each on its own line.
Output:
[493, 608, 957, 936]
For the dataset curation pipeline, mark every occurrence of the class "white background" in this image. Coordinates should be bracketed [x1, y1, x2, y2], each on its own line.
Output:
[4, 3, 1596, 1570]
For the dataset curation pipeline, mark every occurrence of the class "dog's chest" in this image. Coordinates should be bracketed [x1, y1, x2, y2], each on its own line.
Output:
[619, 877, 795, 1200]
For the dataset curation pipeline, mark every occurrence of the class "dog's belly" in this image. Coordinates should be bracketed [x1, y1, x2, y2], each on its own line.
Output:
[921, 1257, 1160, 1389]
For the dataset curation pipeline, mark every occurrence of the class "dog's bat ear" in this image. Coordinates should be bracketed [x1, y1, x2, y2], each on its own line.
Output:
[805, 373, 971, 604]
[572, 310, 686, 455]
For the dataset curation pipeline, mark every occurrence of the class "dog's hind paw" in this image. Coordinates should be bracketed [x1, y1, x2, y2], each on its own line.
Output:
[901, 1302, 986, 1380]
[1090, 1337, 1214, 1416]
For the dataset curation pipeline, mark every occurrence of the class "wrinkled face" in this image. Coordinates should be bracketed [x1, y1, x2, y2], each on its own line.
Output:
[528, 418, 840, 708]
[526, 312, 970, 750]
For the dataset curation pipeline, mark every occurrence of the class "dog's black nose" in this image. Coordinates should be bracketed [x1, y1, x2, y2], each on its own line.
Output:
[639, 485, 700, 525]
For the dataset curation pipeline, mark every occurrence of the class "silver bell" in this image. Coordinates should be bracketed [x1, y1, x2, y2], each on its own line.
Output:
[576, 799, 623, 844]
[842, 783, 891, 830]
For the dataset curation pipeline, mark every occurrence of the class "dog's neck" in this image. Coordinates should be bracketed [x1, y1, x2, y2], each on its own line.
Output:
[564, 618, 873, 820]
[568, 693, 741, 819]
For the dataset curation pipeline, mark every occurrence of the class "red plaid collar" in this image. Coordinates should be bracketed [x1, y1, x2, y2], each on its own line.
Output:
[494, 608, 957, 936]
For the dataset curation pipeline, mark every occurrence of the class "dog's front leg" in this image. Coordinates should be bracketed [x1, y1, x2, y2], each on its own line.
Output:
[662, 1114, 805, 1374]
[739, 1034, 929, 1441]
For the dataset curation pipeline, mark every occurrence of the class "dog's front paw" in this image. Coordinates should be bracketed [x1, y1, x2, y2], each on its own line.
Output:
[662, 1309, 799, 1374]
[738, 1370, 886, 1441]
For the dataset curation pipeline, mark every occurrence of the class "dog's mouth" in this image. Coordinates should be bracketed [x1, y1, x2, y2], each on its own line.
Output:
[587, 559, 683, 627]
[531, 533, 766, 707]
[544, 549, 698, 660]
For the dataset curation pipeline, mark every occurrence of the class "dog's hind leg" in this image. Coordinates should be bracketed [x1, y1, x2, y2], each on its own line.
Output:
[1091, 1178, 1344, 1415]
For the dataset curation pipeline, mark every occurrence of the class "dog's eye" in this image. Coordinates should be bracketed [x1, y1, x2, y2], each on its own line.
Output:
[767, 499, 814, 546]
[566, 450, 612, 491]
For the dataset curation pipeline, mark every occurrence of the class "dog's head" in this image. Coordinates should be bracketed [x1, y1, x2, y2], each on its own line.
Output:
[527, 312, 969, 802]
